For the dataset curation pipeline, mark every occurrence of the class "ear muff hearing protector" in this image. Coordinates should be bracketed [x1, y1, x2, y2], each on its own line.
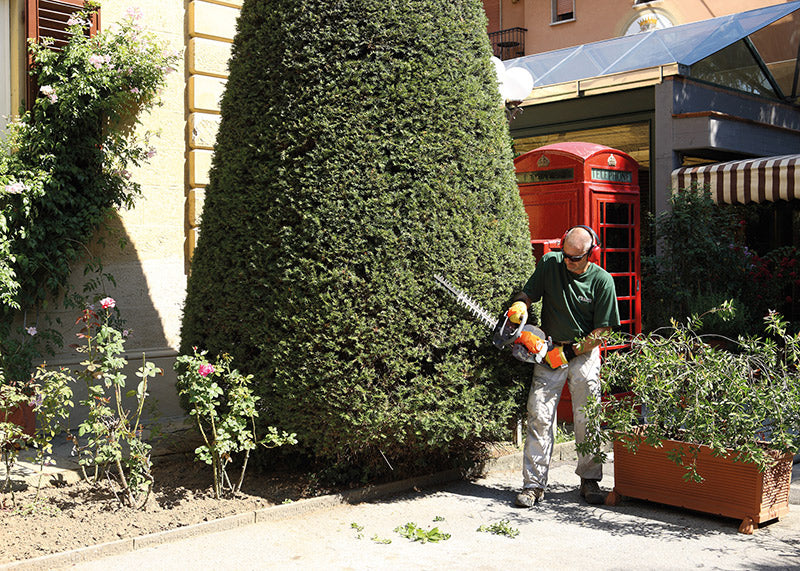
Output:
[560, 225, 601, 260]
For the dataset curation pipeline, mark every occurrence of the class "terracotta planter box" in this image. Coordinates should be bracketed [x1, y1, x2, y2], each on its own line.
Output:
[2, 401, 36, 437]
[608, 438, 792, 534]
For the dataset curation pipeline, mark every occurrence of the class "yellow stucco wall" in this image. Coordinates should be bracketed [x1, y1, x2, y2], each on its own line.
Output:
[186, 0, 240, 260]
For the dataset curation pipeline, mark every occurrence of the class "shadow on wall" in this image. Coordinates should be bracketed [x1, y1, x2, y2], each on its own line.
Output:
[38, 212, 187, 427]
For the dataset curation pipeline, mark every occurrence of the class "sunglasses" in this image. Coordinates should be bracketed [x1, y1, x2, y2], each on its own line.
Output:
[563, 250, 589, 262]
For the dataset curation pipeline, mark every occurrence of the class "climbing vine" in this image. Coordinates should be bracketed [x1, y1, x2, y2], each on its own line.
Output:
[0, 3, 178, 383]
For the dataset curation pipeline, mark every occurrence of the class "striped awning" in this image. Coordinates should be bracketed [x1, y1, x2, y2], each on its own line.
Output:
[671, 155, 800, 204]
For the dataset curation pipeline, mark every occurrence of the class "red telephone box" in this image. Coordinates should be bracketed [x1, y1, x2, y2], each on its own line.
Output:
[514, 142, 642, 421]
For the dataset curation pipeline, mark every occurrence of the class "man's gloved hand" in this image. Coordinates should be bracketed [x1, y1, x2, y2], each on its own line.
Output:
[507, 301, 528, 324]
[544, 343, 576, 369]
[515, 330, 549, 363]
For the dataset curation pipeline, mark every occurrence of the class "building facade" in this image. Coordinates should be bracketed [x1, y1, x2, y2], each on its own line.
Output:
[485, 0, 792, 59]
[485, 1, 800, 248]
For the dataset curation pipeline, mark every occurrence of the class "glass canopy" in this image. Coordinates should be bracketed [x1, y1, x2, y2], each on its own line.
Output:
[505, 1, 800, 101]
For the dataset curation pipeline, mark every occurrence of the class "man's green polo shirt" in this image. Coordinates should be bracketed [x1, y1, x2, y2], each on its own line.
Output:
[522, 251, 620, 343]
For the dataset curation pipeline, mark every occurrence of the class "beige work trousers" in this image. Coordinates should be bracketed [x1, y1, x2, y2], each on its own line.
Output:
[522, 347, 603, 490]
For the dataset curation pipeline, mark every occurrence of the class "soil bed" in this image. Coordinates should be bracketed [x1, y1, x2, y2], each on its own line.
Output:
[0, 452, 334, 564]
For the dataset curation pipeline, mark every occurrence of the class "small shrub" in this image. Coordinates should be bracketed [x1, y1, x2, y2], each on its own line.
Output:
[175, 349, 296, 499]
[642, 185, 750, 332]
[29, 365, 73, 497]
[68, 298, 161, 509]
[0, 383, 34, 505]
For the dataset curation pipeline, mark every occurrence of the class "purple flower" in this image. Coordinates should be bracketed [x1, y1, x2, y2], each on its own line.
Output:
[26, 326, 37, 336]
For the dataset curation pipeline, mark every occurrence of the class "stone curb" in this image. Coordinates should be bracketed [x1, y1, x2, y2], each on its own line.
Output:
[2, 442, 569, 570]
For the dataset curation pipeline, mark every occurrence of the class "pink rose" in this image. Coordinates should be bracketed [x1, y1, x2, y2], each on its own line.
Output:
[89, 54, 105, 68]
[198, 364, 215, 377]
[39, 85, 58, 103]
[100, 297, 116, 309]
[4, 182, 25, 194]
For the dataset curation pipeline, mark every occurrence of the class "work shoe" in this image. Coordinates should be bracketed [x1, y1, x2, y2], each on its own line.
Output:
[579, 478, 607, 505]
[514, 487, 544, 508]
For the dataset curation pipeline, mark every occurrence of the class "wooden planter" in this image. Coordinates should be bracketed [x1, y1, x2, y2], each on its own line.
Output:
[607, 438, 793, 534]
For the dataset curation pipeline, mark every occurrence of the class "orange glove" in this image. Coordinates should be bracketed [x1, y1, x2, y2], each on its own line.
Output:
[507, 301, 527, 324]
[544, 344, 576, 369]
[515, 330, 546, 354]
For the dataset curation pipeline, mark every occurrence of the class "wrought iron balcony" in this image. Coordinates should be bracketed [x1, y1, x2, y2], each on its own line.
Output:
[489, 27, 527, 60]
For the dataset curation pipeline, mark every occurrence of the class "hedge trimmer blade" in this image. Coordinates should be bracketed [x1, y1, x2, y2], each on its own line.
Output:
[433, 274, 546, 364]
[433, 274, 497, 330]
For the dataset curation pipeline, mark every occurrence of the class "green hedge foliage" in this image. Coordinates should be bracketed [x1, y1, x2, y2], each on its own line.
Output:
[180, 0, 535, 477]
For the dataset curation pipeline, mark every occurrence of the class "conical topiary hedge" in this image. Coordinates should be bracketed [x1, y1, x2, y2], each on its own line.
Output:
[180, 0, 535, 476]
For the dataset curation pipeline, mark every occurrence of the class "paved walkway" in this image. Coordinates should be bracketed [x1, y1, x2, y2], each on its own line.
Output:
[4, 446, 800, 571]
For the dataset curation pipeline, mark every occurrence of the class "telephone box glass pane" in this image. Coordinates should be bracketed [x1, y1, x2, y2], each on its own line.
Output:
[605, 203, 631, 224]
[613, 275, 630, 296]
[619, 300, 630, 321]
[606, 227, 630, 249]
[606, 252, 630, 273]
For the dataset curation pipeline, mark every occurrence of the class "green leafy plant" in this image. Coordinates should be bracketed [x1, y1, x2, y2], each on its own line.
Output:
[393, 522, 451, 543]
[68, 298, 161, 509]
[555, 422, 574, 444]
[28, 365, 73, 498]
[175, 349, 297, 499]
[0, 3, 177, 390]
[0, 383, 34, 506]
[642, 185, 752, 333]
[578, 305, 800, 482]
[477, 519, 520, 539]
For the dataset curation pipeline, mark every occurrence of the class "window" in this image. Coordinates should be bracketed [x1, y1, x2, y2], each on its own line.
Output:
[552, 0, 574, 23]
[25, 0, 98, 108]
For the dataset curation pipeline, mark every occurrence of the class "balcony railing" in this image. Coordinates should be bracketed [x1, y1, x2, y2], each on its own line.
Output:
[488, 27, 527, 61]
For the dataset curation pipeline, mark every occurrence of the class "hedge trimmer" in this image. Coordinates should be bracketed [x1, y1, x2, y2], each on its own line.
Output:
[433, 274, 548, 364]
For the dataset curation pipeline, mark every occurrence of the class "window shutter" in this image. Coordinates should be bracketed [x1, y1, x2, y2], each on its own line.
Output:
[25, 0, 99, 108]
[556, 0, 573, 17]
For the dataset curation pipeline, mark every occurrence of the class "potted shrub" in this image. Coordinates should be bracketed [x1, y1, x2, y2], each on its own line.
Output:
[578, 304, 800, 533]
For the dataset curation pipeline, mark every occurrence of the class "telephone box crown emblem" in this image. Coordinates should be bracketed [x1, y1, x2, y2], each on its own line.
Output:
[537, 155, 550, 167]
[607, 154, 617, 167]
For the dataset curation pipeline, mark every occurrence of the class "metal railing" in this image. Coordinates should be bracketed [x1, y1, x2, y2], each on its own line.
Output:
[488, 27, 527, 61]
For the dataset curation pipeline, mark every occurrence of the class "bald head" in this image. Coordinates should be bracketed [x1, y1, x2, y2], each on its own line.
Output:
[563, 226, 593, 254]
